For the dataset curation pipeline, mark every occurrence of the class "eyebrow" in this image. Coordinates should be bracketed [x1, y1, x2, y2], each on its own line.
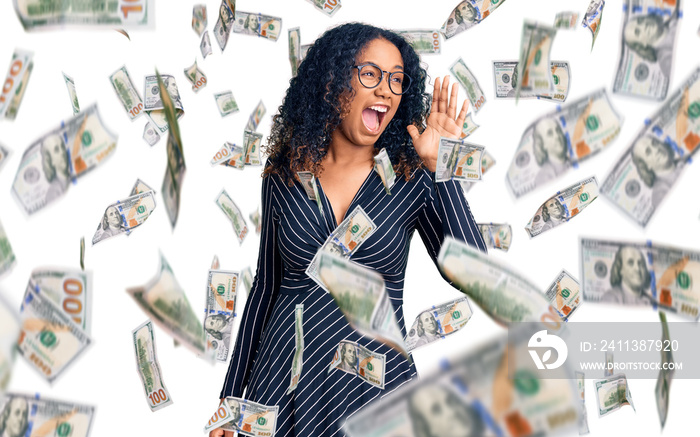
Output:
[361, 61, 404, 71]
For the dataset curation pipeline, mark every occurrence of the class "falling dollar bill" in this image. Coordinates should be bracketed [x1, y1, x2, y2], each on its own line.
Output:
[460, 112, 479, 138]
[79, 237, 85, 271]
[306, 205, 376, 291]
[460, 149, 494, 193]
[288, 304, 304, 394]
[288, 27, 301, 77]
[214, 91, 239, 117]
[204, 269, 238, 362]
[656, 311, 673, 429]
[582, 0, 605, 49]
[184, 60, 207, 93]
[297, 171, 324, 218]
[435, 137, 484, 183]
[595, 374, 635, 417]
[604, 351, 614, 377]
[440, 0, 507, 39]
[0, 293, 20, 392]
[328, 340, 386, 389]
[18, 281, 92, 383]
[576, 371, 591, 434]
[204, 400, 236, 434]
[144, 74, 184, 133]
[192, 4, 207, 36]
[232, 11, 281, 41]
[318, 252, 407, 356]
[373, 148, 396, 194]
[126, 253, 207, 357]
[215, 189, 249, 244]
[305, 0, 341, 16]
[476, 223, 511, 251]
[143, 122, 160, 146]
[201, 30, 213, 58]
[219, 397, 279, 436]
[31, 268, 92, 333]
[516, 21, 557, 100]
[613, 0, 680, 100]
[241, 267, 253, 294]
[92, 191, 156, 245]
[0, 219, 16, 277]
[13, 0, 154, 30]
[11, 104, 118, 215]
[132, 320, 173, 412]
[218, 143, 245, 169]
[211, 143, 235, 166]
[131, 179, 155, 196]
[554, 11, 579, 30]
[507, 89, 622, 198]
[544, 270, 581, 322]
[525, 176, 599, 238]
[110, 65, 144, 121]
[602, 66, 700, 226]
[299, 44, 312, 63]
[493, 60, 570, 101]
[249, 209, 261, 234]
[404, 297, 472, 352]
[245, 100, 266, 132]
[0, 49, 33, 120]
[438, 236, 563, 328]
[450, 58, 486, 113]
[0, 143, 11, 173]
[243, 130, 262, 165]
[62, 72, 80, 115]
[0, 393, 95, 436]
[395, 29, 440, 55]
[213, 0, 235, 51]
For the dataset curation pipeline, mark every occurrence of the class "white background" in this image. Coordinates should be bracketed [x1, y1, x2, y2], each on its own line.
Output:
[1, 0, 699, 436]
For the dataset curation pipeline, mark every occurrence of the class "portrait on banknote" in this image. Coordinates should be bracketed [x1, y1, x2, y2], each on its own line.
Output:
[630, 135, 682, 209]
[0, 396, 28, 437]
[601, 245, 654, 305]
[40, 133, 70, 204]
[335, 342, 358, 374]
[204, 314, 234, 352]
[539, 197, 566, 233]
[413, 311, 441, 348]
[622, 10, 678, 79]
[408, 383, 485, 437]
[92, 205, 126, 243]
[443, 2, 479, 37]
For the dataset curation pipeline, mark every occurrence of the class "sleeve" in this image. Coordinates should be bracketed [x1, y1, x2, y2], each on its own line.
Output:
[220, 174, 282, 399]
[416, 171, 487, 275]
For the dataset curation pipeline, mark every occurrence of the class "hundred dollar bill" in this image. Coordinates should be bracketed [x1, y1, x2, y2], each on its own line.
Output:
[92, 191, 156, 245]
[249, 209, 261, 234]
[329, 340, 385, 389]
[131, 178, 155, 196]
[241, 267, 253, 294]
[306, 205, 376, 291]
[306, 0, 341, 16]
[62, 72, 79, 115]
[19, 281, 92, 383]
[582, 0, 605, 49]
[576, 371, 591, 434]
[243, 130, 262, 165]
[192, 4, 207, 36]
[0, 219, 16, 277]
[214, 91, 239, 117]
[604, 351, 614, 377]
[507, 89, 622, 197]
[554, 11, 579, 30]
[211, 143, 235, 166]
[405, 297, 472, 352]
[201, 30, 213, 58]
[318, 252, 407, 355]
[656, 311, 673, 429]
[211, 255, 220, 270]
[30, 268, 92, 333]
[345, 332, 579, 437]
[126, 253, 207, 357]
[79, 237, 85, 270]
[602, 66, 700, 226]
[297, 171, 324, 217]
[184, 60, 207, 93]
[595, 374, 635, 417]
[493, 60, 570, 102]
[144, 74, 184, 133]
[516, 21, 557, 100]
[525, 176, 599, 238]
[232, 11, 282, 41]
[299, 44, 312, 63]
[12, 104, 118, 215]
[220, 397, 279, 436]
[460, 149, 494, 193]
[450, 58, 485, 113]
[13, 0, 154, 30]
[132, 320, 173, 412]
[0, 49, 33, 120]
[288, 304, 304, 394]
[440, 0, 507, 40]
[373, 148, 396, 194]
[0, 143, 10, 174]
[438, 236, 564, 328]
[204, 400, 236, 433]
[544, 270, 581, 322]
[204, 269, 238, 362]
[435, 137, 484, 183]
[245, 100, 266, 132]
[395, 29, 440, 55]
[220, 143, 245, 169]
[288, 27, 301, 77]
[0, 393, 95, 436]
[460, 112, 479, 138]
[476, 223, 511, 251]
[216, 189, 249, 244]
[143, 122, 160, 146]
[0, 293, 20, 392]
[110, 65, 144, 121]
[613, 0, 680, 100]
[213, 0, 235, 51]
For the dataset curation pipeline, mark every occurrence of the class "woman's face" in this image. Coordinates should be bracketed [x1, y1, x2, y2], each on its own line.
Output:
[106, 206, 122, 228]
[545, 199, 564, 220]
[43, 134, 68, 176]
[419, 312, 438, 335]
[633, 136, 673, 172]
[335, 38, 403, 148]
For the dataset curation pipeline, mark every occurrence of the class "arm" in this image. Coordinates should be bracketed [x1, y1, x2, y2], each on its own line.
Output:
[220, 174, 282, 399]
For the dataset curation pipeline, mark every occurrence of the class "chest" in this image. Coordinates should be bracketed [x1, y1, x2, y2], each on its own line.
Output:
[317, 166, 373, 226]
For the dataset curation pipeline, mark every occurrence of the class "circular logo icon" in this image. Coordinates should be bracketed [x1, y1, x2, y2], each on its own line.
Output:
[561, 288, 570, 298]
[137, 205, 145, 214]
[81, 131, 92, 146]
[24, 167, 40, 184]
[258, 417, 267, 426]
[689, 102, 700, 119]
[367, 362, 373, 371]
[466, 156, 473, 166]
[40, 330, 57, 348]
[625, 180, 641, 198]
[586, 115, 599, 131]
[579, 193, 589, 202]
[677, 271, 691, 289]
[553, 74, 559, 85]
[532, 214, 541, 223]
[502, 74, 510, 84]
[56, 423, 72, 437]
[351, 224, 359, 234]
[594, 261, 608, 278]
[452, 310, 461, 319]
[635, 64, 649, 81]
[151, 86, 159, 95]
[515, 151, 530, 167]
[534, 49, 542, 65]
[217, 285, 225, 295]
[514, 370, 540, 395]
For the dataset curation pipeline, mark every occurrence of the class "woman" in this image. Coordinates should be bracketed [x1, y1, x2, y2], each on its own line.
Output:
[212, 23, 486, 437]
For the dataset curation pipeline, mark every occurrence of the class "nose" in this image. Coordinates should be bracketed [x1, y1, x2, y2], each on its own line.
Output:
[374, 73, 392, 97]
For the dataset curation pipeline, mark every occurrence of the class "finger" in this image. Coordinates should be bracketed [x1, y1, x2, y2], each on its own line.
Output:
[407, 125, 420, 145]
[431, 77, 440, 113]
[438, 75, 450, 113]
[456, 100, 469, 130]
[224, 431, 234, 437]
[447, 82, 459, 120]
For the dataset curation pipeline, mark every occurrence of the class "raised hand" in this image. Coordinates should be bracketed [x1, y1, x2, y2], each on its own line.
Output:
[407, 75, 469, 172]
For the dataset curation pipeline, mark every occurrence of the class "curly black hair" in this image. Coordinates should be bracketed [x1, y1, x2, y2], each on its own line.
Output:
[264, 22, 429, 185]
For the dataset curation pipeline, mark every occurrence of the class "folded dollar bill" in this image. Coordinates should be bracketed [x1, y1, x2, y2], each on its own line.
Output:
[440, 0, 507, 39]
[245, 100, 266, 132]
[201, 30, 213, 58]
[476, 223, 511, 251]
[214, 91, 239, 117]
[0, 49, 33, 120]
[213, 0, 235, 51]
[450, 58, 485, 113]
[110, 65, 144, 121]
[62, 72, 80, 115]
[144, 74, 184, 133]
[576, 371, 591, 434]
[241, 267, 253, 295]
[582, 0, 605, 49]
[516, 21, 557, 99]
[92, 190, 156, 245]
[296, 171, 324, 217]
[656, 311, 673, 429]
[0, 393, 95, 436]
[435, 137, 484, 183]
[595, 374, 635, 417]
[132, 319, 173, 412]
[405, 296, 472, 352]
[143, 122, 160, 146]
[0, 293, 20, 392]
[544, 270, 582, 322]
[0, 143, 11, 174]
[184, 60, 207, 93]
[373, 148, 396, 194]
[249, 209, 261, 234]
[243, 130, 263, 166]
[395, 29, 440, 55]
[554, 11, 579, 30]
[13, 0, 154, 30]
[288, 304, 304, 393]
[305, 0, 341, 16]
[219, 397, 279, 436]
[0, 219, 16, 277]
[204, 399, 236, 433]
[215, 189, 249, 244]
[460, 149, 494, 193]
[460, 112, 479, 138]
[232, 11, 282, 41]
[204, 269, 239, 362]
[288, 27, 301, 77]
[328, 340, 385, 389]
[31, 268, 93, 333]
[192, 4, 207, 36]
[493, 60, 570, 102]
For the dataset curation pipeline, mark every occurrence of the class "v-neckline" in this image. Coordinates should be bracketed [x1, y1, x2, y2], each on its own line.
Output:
[316, 168, 374, 228]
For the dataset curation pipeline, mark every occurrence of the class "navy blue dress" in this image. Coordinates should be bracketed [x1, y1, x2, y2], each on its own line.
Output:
[220, 165, 486, 436]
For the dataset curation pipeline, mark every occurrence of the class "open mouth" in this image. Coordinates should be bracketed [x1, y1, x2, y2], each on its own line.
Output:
[361, 105, 388, 134]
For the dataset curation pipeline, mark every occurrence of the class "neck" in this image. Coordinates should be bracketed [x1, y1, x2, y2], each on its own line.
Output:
[325, 130, 375, 169]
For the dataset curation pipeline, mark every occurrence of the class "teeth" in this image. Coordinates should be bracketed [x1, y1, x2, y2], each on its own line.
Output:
[369, 105, 388, 113]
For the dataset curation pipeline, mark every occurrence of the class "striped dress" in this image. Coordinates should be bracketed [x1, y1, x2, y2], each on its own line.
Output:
[220, 165, 486, 436]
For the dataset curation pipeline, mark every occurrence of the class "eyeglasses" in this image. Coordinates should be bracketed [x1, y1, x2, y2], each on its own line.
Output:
[353, 63, 412, 95]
